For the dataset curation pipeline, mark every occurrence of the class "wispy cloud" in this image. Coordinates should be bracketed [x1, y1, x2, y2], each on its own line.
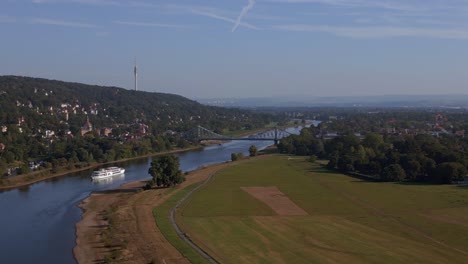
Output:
[32, 0, 120, 5]
[262, 0, 467, 11]
[273, 24, 468, 39]
[232, 0, 256, 32]
[113, 21, 192, 29]
[189, 8, 259, 30]
[31, 18, 97, 28]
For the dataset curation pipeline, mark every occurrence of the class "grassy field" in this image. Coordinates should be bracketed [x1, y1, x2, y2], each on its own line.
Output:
[176, 155, 468, 264]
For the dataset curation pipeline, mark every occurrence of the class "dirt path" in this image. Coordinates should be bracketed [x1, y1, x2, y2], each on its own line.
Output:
[74, 163, 231, 264]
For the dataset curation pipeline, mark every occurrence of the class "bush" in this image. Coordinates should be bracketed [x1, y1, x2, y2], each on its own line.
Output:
[432, 162, 467, 184]
[231, 153, 244, 161]
[308, 155, 317, 163]
[381, 164, 406, 182]
[249, 145, 258, 157]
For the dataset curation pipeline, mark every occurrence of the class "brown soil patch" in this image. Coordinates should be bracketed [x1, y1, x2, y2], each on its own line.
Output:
[74, 162, 232, 264]
[241, 186, 308, 216]
[421, 212, 468, 228]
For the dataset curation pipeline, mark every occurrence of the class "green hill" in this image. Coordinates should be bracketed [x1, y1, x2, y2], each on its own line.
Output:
[0, 75, 273, 133]
[0, 76, 276, 178]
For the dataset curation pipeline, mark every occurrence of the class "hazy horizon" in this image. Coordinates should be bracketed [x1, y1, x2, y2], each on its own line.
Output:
[2, 1, 468, 98]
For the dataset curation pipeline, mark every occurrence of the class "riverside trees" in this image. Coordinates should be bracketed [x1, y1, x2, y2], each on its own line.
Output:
[278, 111, 468, 184]
[148, 154, 185, 187]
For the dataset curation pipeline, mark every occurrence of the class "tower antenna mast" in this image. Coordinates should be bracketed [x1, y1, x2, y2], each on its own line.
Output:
[134, 58, 138, 91]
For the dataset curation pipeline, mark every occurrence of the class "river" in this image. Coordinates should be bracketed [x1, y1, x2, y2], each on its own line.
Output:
[0, 123, 317, 263]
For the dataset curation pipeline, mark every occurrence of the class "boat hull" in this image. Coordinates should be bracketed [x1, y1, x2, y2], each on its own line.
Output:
[91, 167, 125, 180]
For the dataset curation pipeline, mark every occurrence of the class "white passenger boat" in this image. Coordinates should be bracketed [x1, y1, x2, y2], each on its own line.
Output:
[91, 166, 125, 180]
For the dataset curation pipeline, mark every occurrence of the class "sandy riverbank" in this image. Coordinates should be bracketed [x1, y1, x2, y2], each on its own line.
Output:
[0, 146, 202, 191]
[73, 162, 231, 264]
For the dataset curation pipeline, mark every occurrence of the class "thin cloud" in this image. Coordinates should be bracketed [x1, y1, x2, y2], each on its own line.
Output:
[113, 21, 192, 29]
[273, 24, 468, 39]
[232, 0, 256, 32]
[31, 18, 97, 28]
[161, 4, 260, 30]
[191, 9, 259, 30]
[263, 0, 446, 12]
[32, 0, 120, 5]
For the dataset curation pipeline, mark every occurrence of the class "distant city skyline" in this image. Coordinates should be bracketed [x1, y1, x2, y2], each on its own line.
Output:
[1, 0, 468, 99]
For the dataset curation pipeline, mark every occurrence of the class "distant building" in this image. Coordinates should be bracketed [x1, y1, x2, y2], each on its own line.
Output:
[455, 130, 465, 137]
[164, 130, 176, 136]
[45, 130, 55, 138]
[81, 118, 93, 136]
[99, 128, 113, 137]
[17, 116, 25, 126]
[139, 123, 148, 135]
[0, 143, 5, 151]
[435, 114, 446, 124]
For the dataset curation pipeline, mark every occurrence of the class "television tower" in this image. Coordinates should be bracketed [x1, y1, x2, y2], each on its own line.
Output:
[134, 59, 138, 91]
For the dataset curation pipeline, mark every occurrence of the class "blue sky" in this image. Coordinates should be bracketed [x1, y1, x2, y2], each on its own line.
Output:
[1, 0, 468, 99]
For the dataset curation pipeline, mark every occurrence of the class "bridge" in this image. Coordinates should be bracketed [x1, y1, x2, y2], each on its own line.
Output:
[184, 126, 292, 145]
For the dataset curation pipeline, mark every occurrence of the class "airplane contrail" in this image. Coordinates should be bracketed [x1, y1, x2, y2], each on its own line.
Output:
[232, 0, 256, 32]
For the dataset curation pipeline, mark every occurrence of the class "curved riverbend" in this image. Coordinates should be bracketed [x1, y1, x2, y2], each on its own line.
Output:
[0, 124, 317, 263]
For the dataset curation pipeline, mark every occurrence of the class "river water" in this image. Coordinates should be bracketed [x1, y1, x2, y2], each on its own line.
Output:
[0, 124, 317, 264]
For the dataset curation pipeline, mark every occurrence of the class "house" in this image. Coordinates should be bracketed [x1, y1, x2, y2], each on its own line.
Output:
[45, 130, 55, 138]
[81, 118, 93, 136]
[164, 130, 176, 136]
[139, 123, 148, 135]
[455, 130, 465, 137]
[99, 128, 112, 137]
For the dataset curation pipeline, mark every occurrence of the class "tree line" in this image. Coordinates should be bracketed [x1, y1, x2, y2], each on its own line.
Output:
[278, 112, 468, 184]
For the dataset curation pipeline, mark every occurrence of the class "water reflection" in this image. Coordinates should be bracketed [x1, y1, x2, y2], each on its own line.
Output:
[91, 173, 126, 184]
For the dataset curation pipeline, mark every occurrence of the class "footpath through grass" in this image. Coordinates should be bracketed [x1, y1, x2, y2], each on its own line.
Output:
[153, 183, 211, 264]
[177, 155, 468, 264]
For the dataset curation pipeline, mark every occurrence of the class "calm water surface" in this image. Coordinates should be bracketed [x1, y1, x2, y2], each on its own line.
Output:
[0, 124, 317, 264]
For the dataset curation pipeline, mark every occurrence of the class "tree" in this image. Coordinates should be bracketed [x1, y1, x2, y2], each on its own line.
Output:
[308, 155, 317, 163]
[249, 145, 258, 157]
[231, 153, 244, 161]
[381, 164, 406, 182]
[432, 162, 467, 184]
[148, 154, 184, 187]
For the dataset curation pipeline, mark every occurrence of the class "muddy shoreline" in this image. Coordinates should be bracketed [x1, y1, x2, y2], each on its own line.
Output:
[73, 162, 232, 263]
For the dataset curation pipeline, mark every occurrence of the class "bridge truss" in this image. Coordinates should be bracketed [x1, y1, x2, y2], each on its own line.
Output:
[184, 126, 292, 145]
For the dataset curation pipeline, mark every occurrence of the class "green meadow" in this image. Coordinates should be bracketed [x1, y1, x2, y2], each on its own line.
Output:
[176, 155, 468, 264]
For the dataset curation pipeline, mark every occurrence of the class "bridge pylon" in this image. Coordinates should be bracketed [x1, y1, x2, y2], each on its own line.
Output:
[274, 127, 279, 145]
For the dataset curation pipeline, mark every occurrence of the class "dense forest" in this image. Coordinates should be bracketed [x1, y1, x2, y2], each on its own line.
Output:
[0, 76, 279, 177]
[278, 109, 468, 184]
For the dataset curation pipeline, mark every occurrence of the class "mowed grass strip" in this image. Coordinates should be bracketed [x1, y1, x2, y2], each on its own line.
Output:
[153, 183, 211, 264]
[178, 155, 468, 264]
